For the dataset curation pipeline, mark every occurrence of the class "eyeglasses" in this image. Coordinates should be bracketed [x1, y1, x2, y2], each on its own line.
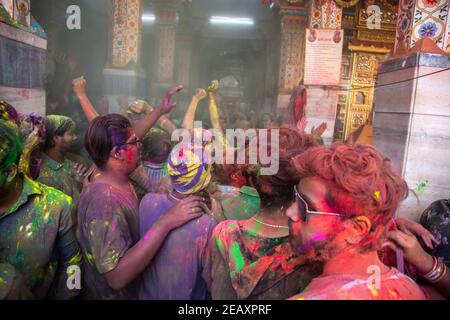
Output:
[293, 185, 343, 222]
[116, 137, 142, 148]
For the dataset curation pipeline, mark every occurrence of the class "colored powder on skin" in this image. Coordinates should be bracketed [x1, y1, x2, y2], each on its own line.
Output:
[230, 242, 245, 273]
[311, 232, 326, 242]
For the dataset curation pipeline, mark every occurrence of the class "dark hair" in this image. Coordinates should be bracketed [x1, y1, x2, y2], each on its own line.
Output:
[43, 116, 76, 150]
[141, 129, 172, 163]
[84, 114, 131, 169]
[0, 120, 23, 170]
[244, 126, 318, 209]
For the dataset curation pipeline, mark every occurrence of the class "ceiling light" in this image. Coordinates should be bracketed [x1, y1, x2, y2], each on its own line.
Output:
[210, 16, 254, 25]
[142, 14, 156, 23]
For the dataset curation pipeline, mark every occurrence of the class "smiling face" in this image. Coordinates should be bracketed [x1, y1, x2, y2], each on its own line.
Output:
[286, 177, 344, 261]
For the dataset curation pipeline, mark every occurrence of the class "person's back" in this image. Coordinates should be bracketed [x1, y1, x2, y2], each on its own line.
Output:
[139, 193, 217, 300]
[291, 268, 427, 300]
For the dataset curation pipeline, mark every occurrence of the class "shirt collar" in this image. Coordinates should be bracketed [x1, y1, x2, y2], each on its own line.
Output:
[42, 153, 65, 171]
[0, 175, 43, 220]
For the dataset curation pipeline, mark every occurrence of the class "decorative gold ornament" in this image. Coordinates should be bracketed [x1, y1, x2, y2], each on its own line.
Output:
[335, 0, 360, 8]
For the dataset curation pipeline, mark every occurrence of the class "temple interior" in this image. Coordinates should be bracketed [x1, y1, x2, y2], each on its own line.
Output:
[1, 0, 450, 218]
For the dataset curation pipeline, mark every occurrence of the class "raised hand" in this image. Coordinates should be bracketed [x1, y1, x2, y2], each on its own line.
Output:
[155, 85, 184, 115]
[72, 76, 87, 97]
[128, 100, 153, 115]
[208, 80, 219, 93]
[194, 88, 207, 101]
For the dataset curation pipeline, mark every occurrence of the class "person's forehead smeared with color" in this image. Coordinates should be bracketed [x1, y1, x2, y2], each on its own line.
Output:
[167, 143, 212, 195]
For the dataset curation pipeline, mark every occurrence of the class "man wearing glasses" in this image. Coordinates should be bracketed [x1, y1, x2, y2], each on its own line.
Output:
[77, 92, 205, 299]
[286, 144, 427, 300]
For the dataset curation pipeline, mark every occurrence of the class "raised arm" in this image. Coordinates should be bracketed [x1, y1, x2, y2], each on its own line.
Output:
[207, 80, 223, 134]
[133, 85, 183, 140]
[182, 88, 207, 129]
[129, 100, 178, 135]
[72, 77, 99, 122]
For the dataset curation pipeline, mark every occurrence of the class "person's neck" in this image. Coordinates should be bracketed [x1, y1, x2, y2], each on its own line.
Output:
[169, 190, 189, 201]
[322, 247, 390, 277]
[45, 148, 65, 163]
[94, 167, 131, 192]
[0, 176, 24, 213]
[258, 206, 289, 225]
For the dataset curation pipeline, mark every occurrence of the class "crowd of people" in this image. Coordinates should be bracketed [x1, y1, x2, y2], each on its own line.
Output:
[0, 77, 449, 300]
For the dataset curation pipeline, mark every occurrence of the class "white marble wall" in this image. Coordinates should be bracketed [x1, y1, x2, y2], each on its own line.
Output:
[373, 54, 450, 221]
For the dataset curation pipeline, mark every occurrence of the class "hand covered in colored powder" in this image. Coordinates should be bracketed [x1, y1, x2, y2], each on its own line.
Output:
[157, 195, 205, 231]
[384, 227, 432, 272]
[194, 88, 207, 101]
[155, 85, 183, 115]
[72, 76, 87, 97]
[208, 80, 219, 93]
[128, 100, 153, 115]
[395, 217, 439, 249]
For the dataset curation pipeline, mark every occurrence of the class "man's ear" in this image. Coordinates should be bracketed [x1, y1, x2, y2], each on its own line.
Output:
[110, 146, 124, 161]
[344, 216, 372, 245]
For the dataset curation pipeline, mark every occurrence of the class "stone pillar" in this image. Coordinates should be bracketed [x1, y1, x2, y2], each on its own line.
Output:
[175, 21, 192, 90]
[0, 10, 46, 115]
[372, 39, 450, 220]
[150, 0, 184, 98]
[276, 7, 307, 110]
[304, 0, 343, 144]
[395, 0, 450, 55]
[104, 0, 145, 113]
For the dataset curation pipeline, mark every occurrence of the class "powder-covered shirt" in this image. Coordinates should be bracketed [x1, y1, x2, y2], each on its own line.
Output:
[77, 182, 140, 300]
[0, 263, 34, 299]
[0, 176, 81, 299]
[290, 268, 428, 300]
[139, 193, 217, 300]
[37, 154, 81, 203]
[206, 220, 322, 300]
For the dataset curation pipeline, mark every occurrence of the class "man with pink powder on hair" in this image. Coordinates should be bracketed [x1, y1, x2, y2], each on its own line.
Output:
[286, 143, 427, 300]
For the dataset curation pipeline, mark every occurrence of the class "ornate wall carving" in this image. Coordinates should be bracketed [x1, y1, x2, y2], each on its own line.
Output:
[110, 0, 142, 68]
[395, 0, 450, 53]
[278, 16, 306, 93]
